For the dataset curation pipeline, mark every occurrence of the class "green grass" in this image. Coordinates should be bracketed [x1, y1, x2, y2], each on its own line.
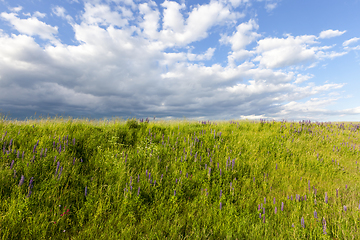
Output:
[1, 114, 360, 239]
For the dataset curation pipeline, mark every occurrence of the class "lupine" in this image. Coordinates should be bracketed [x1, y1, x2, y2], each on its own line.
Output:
[58, 166, 63, 180]
[220, 202, 222, 210]
[322, 217, 327, 234]
[336, 188, 338, 197]
[19, 175, 25, 186]
[85, 186, 87, 197]
[344, 205, 347, 212]
[325, 192, 328, 203]
[281, 202, 284, 211]
[174, 190, 176, 196]
[29, 177, 34, 189]
[314, 210, 318, 218]
[10, 160, 14, 169]
[264, 197, 266, 204]
[273, 197, 276, 204]
[301, 217, 305, 228]
[55, 161, 60, 176]
[275, 207, 277, 214]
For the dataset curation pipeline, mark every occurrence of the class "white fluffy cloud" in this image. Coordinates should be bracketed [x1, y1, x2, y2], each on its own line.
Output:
[0, 12, 60, 45]
[0, 0, 358, 122]
[319, 29, 346, 39]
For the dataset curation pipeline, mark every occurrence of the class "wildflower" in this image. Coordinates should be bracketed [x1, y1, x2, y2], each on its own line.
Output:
[220, 202, 222, 210]
[263, 214, 265, 223]
[10, 160, 14, 169]
[19, 175, 25, 187]
[344, 205, 347, 212]
[301, 217, 305, 228]
[281, 202, 284, 211]
[85, 186, 87, 197]
[275, 207, 277, 214]
[264, 197, 266, 204]
[325, 192, 328, 204]
[314, 210, 317, 218]
[273, 197, 276, 204]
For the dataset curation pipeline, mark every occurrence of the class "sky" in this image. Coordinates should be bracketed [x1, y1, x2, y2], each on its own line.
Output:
[0, 0, 360, 122]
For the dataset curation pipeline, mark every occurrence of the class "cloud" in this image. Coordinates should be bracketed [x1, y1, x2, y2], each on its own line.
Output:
[81, 2, 129, 28]
[33, 11, 46, 18]
[265, 2, 277, 12]
[318, 29, 346, 39]
[253, 34, 318, 69]
[220, 19, 260, 51]
[343, 37, 360, 47]
[0, 0, 358, 122]
[0, 12, 60, 45]
[294, 73, 314, 84]
[9, 6, 22, 12]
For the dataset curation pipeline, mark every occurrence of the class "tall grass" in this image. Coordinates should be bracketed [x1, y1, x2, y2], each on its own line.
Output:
[1, 114, 360, 239]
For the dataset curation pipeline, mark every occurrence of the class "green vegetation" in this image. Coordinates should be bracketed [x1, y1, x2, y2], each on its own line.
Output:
[1, 114, 360, 239]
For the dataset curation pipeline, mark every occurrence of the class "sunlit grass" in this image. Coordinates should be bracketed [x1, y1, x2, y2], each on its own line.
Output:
[1, 113, 360, 239]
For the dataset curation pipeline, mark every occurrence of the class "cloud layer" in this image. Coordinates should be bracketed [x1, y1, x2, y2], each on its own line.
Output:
[0, 0, 359, 122]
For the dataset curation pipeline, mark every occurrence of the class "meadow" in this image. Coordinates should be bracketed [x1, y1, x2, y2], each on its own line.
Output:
[1, 114, 360, 239]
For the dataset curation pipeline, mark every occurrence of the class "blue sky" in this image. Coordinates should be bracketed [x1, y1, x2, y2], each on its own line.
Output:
[0, 0, 360, 122]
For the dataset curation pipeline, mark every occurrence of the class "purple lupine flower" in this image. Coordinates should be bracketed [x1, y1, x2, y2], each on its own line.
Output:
[264, 197, 266, 204]
[232, 159, 235, 170]
[205, 164, 207, 169]
[322, 218, 327, 234]
[174, 190, 176, 196]
[80, 158, 83, 162]
[263, 207, 265, 215]
[27, 190, 32, 198]
[19, 175, 25, 186]
[10, 160, 14, 169]
[258, 204, 261, 211]
[273, 197, 276, 204]
[344, 205, 347, 212]
[275, 207, 277, 214]
[55, 161, 60, 176]
[345, 184, 347, 189]
[149, 172, 151, 180]
[85, 186, 87, 197]
[259, 213, 261, 219]
[336, 188, 338, 197]
[138, 174, 140, 182]
[253, 177, 255, 183]
[137, 186, 140, 196]
[209, 167, 211, 175]
[281, 202, 284, 211]
[73, 157, 75, 165]
[325, 192, 328, 204]
[58, 166, 63, 180]
[314, 199, 317, 205]
[220, 202, 222, 210]
[276, 163, 277, 170]
[10, 138, 13, 148]
[29, 177, 34, 189]
[263, 214, 265, 223]
[291, 196, 293, 201]
[314, 210, 318, 218]
[301, 217, 305, 228]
